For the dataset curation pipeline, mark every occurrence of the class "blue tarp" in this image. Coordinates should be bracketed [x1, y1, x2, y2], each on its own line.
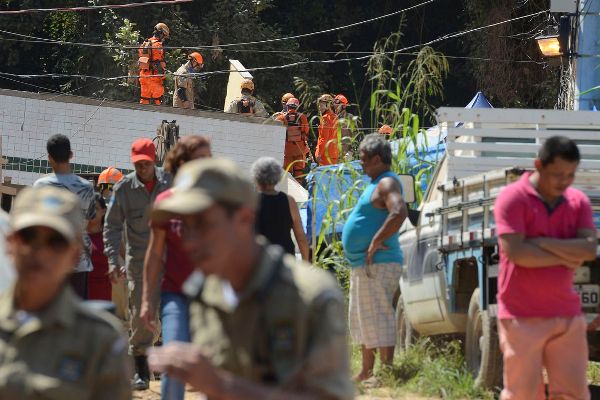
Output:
[303, 92, 493, 238]
[304, 145, 444, 239]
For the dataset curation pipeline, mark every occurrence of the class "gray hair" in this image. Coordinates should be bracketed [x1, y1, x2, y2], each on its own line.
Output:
[359, 133, 392, 165]
[251, 157, 283, 186]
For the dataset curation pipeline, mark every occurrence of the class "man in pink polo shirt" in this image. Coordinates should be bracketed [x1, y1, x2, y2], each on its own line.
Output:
[494, 136, 597, 399]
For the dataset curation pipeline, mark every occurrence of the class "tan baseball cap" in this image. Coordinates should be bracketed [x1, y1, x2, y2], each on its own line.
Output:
[9, 186, 83, 242]
[151, 158, 257, 223]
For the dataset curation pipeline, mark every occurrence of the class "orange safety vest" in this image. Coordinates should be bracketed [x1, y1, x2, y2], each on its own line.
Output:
[138, 37, 165, 75]
[315, 110, 339, 165]
[279, 111, 309, 142]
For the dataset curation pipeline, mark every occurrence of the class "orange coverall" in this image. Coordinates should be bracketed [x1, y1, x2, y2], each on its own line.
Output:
[315, 110, 339, 165]
[276, 111, 310, 178]
[138, 37, 165, 105]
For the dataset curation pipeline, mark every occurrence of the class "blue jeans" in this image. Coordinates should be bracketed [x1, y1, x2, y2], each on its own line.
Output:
[160, 292, 190, 400]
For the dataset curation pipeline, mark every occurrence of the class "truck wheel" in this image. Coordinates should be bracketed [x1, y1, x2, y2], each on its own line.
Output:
[465, 289, 503, 390]
[395, 295, 417, 353]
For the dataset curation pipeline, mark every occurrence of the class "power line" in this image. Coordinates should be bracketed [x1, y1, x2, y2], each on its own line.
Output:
[206, 0, 436, 48]
[0, 0, 436, 50]
[3, 7, 546, 57]
[0, 10, 548, 85]
[0, 0, 192, 15]
[0, 35, 543, 60]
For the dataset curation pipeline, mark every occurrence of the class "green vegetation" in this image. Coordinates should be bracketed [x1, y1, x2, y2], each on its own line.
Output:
[304, 43, 445, 272]
[0, 0, 555, 124]
[352, 340, 495, 400]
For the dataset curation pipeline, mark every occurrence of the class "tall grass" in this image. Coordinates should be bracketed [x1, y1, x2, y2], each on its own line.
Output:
[353, 340, 494, 399]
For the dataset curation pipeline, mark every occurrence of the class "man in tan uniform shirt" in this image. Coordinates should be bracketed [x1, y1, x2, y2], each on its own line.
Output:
[148, 158, 354, 400]
[0, 186, 131, 400]
[173, 52, 203, 109]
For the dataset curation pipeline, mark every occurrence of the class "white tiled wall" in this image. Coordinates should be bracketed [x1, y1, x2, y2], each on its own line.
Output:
[0, 89, 285, 185]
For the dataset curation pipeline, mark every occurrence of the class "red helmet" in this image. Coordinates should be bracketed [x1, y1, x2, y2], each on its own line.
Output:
[286, 97, 300, 108]
[334, 94, 348, 105]
[378, 124, 393, 135]
[98, 167, 124, 186]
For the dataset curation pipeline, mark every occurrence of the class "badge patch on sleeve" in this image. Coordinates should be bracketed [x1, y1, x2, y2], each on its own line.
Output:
[58, 357, 84, 382]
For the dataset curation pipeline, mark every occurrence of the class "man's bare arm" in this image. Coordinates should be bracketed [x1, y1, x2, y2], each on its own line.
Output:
[530, 228, 597, 262]
[500, 233, 583, 269]
[367, 177, 408, 265]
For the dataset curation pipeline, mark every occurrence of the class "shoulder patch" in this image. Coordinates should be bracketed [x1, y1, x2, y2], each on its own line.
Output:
[280, 257, 345, 305]
[75, 303, 124, 334]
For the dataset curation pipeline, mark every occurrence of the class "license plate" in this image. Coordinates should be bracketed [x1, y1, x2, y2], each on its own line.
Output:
[575, 284, 600, 307]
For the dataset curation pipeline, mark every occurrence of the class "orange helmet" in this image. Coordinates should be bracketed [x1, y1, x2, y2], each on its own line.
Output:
[240, 79, 255, 92]
[154, 22, 170, 38]
[281, 93, 294, 104]
[286, 97, 300, 108]
[378, 124, 393, 135]
[188, 52, 203, 65]
[334, 94, 348, 105]
[98, 167, 124, 186]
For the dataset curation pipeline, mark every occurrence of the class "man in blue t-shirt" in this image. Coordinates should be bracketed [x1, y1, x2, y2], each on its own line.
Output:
[342, 134, 408, 382]
[34, 134, 95, 299]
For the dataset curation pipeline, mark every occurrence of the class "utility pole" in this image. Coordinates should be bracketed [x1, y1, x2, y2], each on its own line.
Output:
[574, 0, 600, 110]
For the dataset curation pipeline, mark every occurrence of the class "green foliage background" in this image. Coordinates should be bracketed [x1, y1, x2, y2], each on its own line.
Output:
[0, 0, 556, 126]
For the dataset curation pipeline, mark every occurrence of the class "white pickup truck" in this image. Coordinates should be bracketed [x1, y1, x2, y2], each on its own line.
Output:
[396, 107, 600, 389]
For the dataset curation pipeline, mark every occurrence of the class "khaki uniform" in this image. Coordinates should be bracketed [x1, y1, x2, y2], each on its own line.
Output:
[0, 285, 131, 399]
[337, 111, 358, 160]
[226, 95, 269, 118]
[104, 168, 171, 356]
[189, 242, 354, 399]
[173, 63, 195, 109]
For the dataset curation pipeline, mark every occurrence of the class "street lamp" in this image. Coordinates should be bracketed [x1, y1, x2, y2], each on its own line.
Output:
[536, 34, 562, 57]
[535, 16, 572, 59]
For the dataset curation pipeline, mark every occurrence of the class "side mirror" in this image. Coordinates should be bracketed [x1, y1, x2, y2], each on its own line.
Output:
[408, 209, 420, 226]
[398, 174, 416, 204]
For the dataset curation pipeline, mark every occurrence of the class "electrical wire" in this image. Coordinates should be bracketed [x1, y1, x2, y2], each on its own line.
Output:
[0, 10, 548, 89]
[0, 0, 192, 15]
[201, 0, 437, 48]
[0, 0, 436, 50]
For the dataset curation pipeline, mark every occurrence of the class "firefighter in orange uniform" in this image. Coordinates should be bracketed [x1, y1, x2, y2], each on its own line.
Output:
[138, 23, 169, 105]
[315, 94, 340, 165]
[276, 97, 310, 183]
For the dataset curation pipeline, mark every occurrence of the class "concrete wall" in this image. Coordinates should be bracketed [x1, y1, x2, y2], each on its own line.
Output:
[0, 89, 284, 186]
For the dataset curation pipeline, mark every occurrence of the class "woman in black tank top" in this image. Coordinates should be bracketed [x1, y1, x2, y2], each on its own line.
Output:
[251, 157, 309, 260]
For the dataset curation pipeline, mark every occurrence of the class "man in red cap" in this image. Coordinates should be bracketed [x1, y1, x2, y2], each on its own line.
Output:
[103, 138, 172, 391]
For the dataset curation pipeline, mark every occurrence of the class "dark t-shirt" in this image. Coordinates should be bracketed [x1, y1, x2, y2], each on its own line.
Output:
[88, 231, 111, 301]
[256, 192, 295, 255]
[151, 189, 195, 293]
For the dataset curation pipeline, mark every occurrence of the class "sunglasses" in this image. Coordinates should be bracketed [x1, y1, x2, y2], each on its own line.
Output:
[16, 227, 70, 250]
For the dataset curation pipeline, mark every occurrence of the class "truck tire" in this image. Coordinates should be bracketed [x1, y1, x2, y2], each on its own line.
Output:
[395, 294, 417, 353]
[465, 288, 503, 390]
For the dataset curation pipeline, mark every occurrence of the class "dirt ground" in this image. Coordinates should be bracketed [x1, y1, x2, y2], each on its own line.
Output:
[132, 381, 197, 400]
[131, 381, 438, 400]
